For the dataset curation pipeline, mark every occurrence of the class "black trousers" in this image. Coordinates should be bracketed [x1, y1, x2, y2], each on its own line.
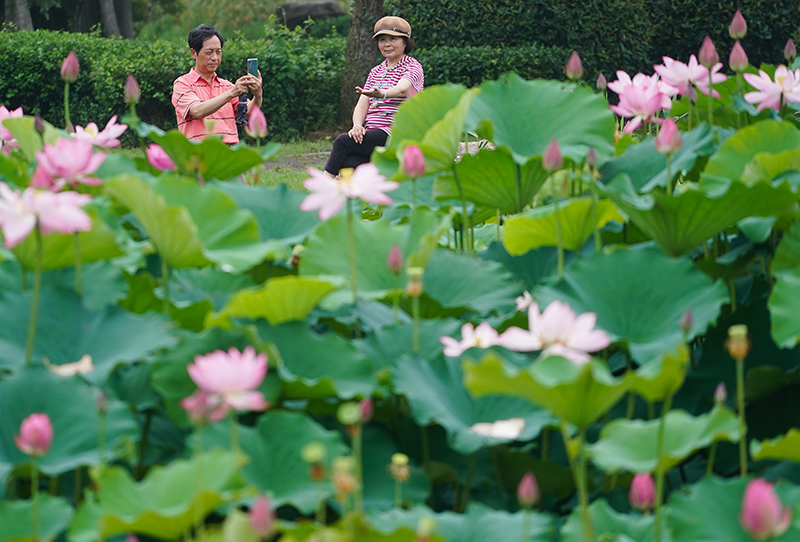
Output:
[324, 129, 388, 175]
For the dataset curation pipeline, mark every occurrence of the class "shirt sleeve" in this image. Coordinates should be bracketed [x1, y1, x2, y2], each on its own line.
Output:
[402, 59, 424, 92]
[172, 76, 200, 121]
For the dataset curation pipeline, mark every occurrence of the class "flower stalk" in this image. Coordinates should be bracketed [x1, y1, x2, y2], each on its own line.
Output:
[347, 199, 362, 338]
[24, 226, 43, 366]
[653, 394, 673, 542]
[726, 324, 750, 476]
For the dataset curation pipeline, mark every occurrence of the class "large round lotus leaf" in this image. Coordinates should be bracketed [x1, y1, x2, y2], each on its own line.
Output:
[503, 197, 624, 254]
[255, 320, 375, 399]
[0, 366, 138, 480]
[751, 428, 800, 462]
[214, 182, 323, 245]
[394, 355, 556, 454]
[2, 116, 62, 162]
[769, 266, 800, 348]
[148, 129, 263, 181]
[432, 148, 549, 214]
[361, 426, 430, 510]
[479, 242, 559, 291]
[0, 494, 73, 542]
[739, 147, 800, 186]
[370, 503, 554, 542]
[630, 344, 689, 403]
[354, 319, 463, 369]
[599, 175, 797, 257]
[668, 476, 800, 542]
[44, 260, 129, 311]
[587, 405, 740, 474]
[167, 267, 256, 310]
[463, 352, 631, 428]
[561, 499, 661, 542]
[207, 276, 338, 327]
[700, 120, 800, 188]
[599, 123, 715, 193]
[105, 174, 270, 273]
[0, 286, 176, 381]
[533, 244, 728, 365]
[282, 519, 443, 542]
[466, 74, 615, 165]
[773, 219, 800, 274]
[68, 450, 247, 542]
[195, 411, 348, 514]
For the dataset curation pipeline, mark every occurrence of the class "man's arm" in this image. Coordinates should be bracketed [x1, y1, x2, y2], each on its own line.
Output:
[247, 71, 263, 114]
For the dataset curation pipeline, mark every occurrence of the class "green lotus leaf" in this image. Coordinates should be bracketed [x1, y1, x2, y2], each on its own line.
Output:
[193, 411, 348, 514]
[751, 428, 800, 462]
[740, 147, 800, 185]
[495, 448, 575, 499]
[44, 260, 129, 311]
[0, 494, 74, 542]
[68, 449, 248, 542]
[599, 175, 796, 257]
[561, 499, 661, 542]
[0, 366, 138, 481]
[167, 267, 257, 310]
[354, 319, 463, 369]
[360, 426, 430, 510]
[503, 197, 624, 254]
[467, 74, 615, 165]
[773, 219, 800, 274]
[463, 352, 631, 428]
[769, 265, 800, 348]
[394, 355, 556, 454]
[369, 503, 554, 542]
[599, 123, 715, 193]
[0, 286, 176, 381]
[105, 173, 271, 273]
[668, 476, 800, 542]
[207, 275, 338, 327]
[283, 517, 444, 542]
[148, 129, 264, 182]
[587, 405, 740, 473]
[2, 116, 62, 162]
[630, 344, 690, 402]
[533, 244, 728, 365]
[479, 242, 559, 291]
[0, 145, 30, 187]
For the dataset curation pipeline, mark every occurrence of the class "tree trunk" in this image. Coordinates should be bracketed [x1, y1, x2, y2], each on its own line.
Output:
[9, 0, 33, 30]
[337, 0, 383, 127]
[114, 0, 133, 39]
[98, 0, 121, 37]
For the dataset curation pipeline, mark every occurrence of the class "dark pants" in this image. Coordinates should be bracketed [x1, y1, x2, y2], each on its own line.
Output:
[324, 129, 388, 175]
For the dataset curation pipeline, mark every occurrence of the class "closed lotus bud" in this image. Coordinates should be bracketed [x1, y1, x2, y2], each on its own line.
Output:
[680, 308, 693, 334]
[740, 478, 792, 540]
[387, 244, 403, 275]
[729, 10, 747, 40]
[585, 147, 598, 169]
[124, 75, 140, 105]
[726, 324, 751, 360]
[699, 36, 719, 68]
[402, 144, 425, 178]
[629, 473, 656, 512]
[145, 144, 177, 172]
[389, 452, 411, 482]
[359, 397, 373, 423]
[785, 40, 797, 63]
[249, 495, 276, 538]
[729, 41, 749, 73]
[566, 51, 583, 81]
[516, 471, 540, 509]
[34, 114, 46, 136]
[245, 107, 268, 139]
[714, 382, 727, 405]
[596, 72, 607, 91]
[14, 413, 54, 457]
[655, 118, 682, 155]
[60, 50, 79, 83]
[542, 139, 563, 173]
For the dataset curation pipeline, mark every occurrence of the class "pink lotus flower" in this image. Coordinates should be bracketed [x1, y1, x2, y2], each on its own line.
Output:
[245, 107, 268, 139]
[299, 163, 399, 220]
[498, 300, 610, 364]
[180, 390, 228, 425]
[608, 72, 672, 133]
[714, 382, 727, 404]
[699, 36, 719, 68]
[517, 472, 540, 509]
[359, 397, 374, 423]
[629, 473, 656, 512]
[183, 346, 269, 419]
[740, 478, 791, 540]
[440, 322, 500, 357]
[516, 291, 534, 312]
[653, 55, 727, 100]
[471, 417, 525, 439]
[402, 144, 425, 178]
[0, 105, 23, 146]
[542, 139, 563, 172]
[655, 117, 682, 155]
[35, 138, 106, 188]
[250, 495, 276, 538]
[786, 40, 797, 63]
[0, 183, 92, 248]
[566, 51, 583, 81]
[608, 71, 675, 106]
[729, 10, 747, 40]
[14, 413, 53, 457]
[596, 72, 607, 91]
[744, 65, 800, 111]
[730, 42, 749, 73]
[61, 51, 79, 83]
[72, 115, 127, 149]
[124, 75, 140, 105]
[146, 144, 177, 172]
[387, 244, 403, 275]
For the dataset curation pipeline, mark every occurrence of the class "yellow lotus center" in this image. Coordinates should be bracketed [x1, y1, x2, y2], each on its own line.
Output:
[85, 125, 99, 139]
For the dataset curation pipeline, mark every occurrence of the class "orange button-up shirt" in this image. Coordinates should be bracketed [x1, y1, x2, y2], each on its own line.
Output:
[172, 67, 240, 144]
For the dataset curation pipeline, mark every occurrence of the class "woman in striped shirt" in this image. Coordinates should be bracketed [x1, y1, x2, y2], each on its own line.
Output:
[324, 16, 424, 176]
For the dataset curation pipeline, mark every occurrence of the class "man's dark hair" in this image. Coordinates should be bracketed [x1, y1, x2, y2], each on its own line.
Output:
[188, 24, 225, 53]
[374, 36, 415, 54]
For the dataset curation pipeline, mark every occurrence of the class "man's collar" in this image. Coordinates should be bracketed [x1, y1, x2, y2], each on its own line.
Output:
[189, 67, 218, 84]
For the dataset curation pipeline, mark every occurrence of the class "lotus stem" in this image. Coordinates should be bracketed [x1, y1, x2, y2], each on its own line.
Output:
[667, 154, 675, 194]
[554, 196, 565, 279]
[347, 199, 362, 338]
[392, 275, 400, 325]
[395, 477, 403, 508]
[161, 257, 170, 315]
[736, 357, 748, 476]
[24, 226, 43, 366]
[452, 165, 472, 252]
[706, 440, 717, 476]
[353, 423, 364, 515]
[490, 446, 504, 501]
[522, 508, 530, 542]
[541, 427, 549, 461]
[316, 481, 327, 524]
[707, 68, 714, 127]
[590, 183, 602, 252]
[458, 453, 477, 513]
[412, 178, 417, 209]
[654, 394, 673, 542]
[412, 295, 420, 353]
[229, 414, 240, 455]
[515, 163, 523, 212]
[575, 427, 596, 542]
[74, 233, 83, 296]
[63, 82, 72, 131]
[31, 459, 40, 542]
[98, 407, 106, 470]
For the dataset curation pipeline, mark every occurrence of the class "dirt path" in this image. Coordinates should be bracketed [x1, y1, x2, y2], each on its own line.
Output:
[263, 151, 328, 171]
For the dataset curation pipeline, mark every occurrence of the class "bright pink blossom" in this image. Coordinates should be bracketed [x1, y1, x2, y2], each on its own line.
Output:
[180, 390, 228, 424]
[744, 65, 800, 111]
[729, 42, 749, 73]
[124, 75, 140, 105]
[402, 144, 425, 178]
[183, 346, 269, 419]
[0, 105, 23, 146]
[498, 300, 610, 364]
[14, 413, 53, 457]
[566, 51, 583, 80]
[740, 478, 791, 540]
[517, 472, 540, 508]
[35, 138, 105, 187]
[146, 144, 177, 172]
[60, 51, 79, 83]
[245, 107, 268, 139]
[542, 139, 563, 172]
[440, 322, 500, 357]
[655, 117, 682, 155]
[653, 55, 727, 100]
[72, 115, 127, 149]
[629, 473, 656, 512]
[0, 183, 92, 248]
[608, 71, 672, 133]
[250, 495, 276, 538]
[299, 163, 399, 220]
[729, 10, 747, 40]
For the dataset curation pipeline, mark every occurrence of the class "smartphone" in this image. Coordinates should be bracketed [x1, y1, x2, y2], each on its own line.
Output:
[247, 58, 258, 76]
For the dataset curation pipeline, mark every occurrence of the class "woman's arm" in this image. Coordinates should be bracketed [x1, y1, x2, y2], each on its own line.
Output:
[348, 94, 371, 143]
[356, 77, 414, 100]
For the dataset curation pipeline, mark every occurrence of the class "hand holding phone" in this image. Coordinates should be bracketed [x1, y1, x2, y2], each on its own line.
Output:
[247, 58, 258, 77]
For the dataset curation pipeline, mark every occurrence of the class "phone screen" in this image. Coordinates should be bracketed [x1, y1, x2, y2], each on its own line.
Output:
[247, 58, 258, 76]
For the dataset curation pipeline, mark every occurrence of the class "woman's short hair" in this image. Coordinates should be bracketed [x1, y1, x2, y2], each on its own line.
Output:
[375, 36, 415, 55]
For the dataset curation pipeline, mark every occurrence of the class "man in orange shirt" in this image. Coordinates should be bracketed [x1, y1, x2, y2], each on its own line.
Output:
[172, 24, 263, 144]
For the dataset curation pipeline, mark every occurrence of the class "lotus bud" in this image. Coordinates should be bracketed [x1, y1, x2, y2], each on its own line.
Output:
[402, 144, 425, 178]
[301, 441, 327, 482]
[245, 107, 268, 139]
[124, 75, 140, 105]
[699, 36, 719, 68]
[725, 324, 750, 360]
[729, 10, 747, 40]
[655, 118, 682, 155]
[14, 413, 53, 457]
[290, 244, 304, 268]
[542, 139, 563, 173]
[516, 472, 540, 509]
[34, 114, 46, 136]
[596, 72, 607, 91]
[629, 473, 656, 512]
[125, 535, 140, 542]
[60, 50, 79, 83]
[679, 308, 693, 334]
[390, 452, 411, 482]
[331, 456, 357, 500]
[249, 495, 276, 538]
[359, 397, 373, 423]
[337, 402, 361, 426]
[406, 266, 424, 298]
[585, 147, 598, 169]
[387, 244, 404, 275]
[566, 51, 583, 81]
[740, 478, 792, 540]
[145, 143, 177, 172]
[785, 40, 797, 63]
[729, 41, 749, 73]
[714, 382, 727, 405]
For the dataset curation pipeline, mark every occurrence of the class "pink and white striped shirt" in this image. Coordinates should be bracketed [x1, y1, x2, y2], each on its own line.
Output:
[364, 55, 424, 135]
